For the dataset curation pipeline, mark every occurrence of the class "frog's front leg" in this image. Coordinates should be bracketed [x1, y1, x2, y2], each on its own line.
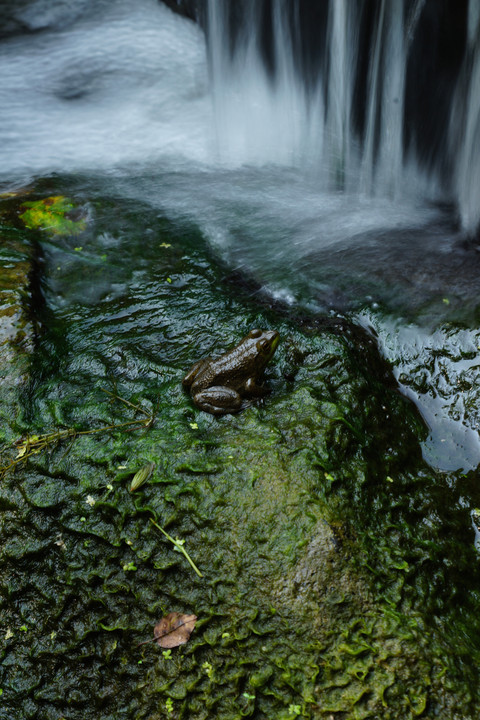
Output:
[244, 377, 268, 397]
[192, 386, 243, 415]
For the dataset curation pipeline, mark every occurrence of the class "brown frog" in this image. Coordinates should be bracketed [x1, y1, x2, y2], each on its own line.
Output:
[183, 328, 280, 415]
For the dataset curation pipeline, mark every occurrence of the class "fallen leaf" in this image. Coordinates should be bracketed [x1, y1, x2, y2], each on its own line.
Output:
[153, 612, 197, 649]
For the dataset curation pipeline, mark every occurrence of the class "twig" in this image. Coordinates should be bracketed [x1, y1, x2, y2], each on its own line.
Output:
[0, 391, 155, 479]
[100, 387, 152, 418]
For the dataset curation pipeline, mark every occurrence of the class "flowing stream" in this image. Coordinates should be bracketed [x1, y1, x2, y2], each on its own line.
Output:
[1, 0, 480, 473]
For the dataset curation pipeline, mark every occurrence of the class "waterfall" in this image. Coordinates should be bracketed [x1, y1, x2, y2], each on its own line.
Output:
[453, 0, 480, 236]
[360, 1, 406, 197]
[206, 0, 480, 234]
[207, 0, 316, 167]
[324, 0, 355, 190]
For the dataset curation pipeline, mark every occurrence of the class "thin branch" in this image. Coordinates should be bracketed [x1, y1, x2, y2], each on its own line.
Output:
[0, 391, 155, 479]
[100, 387, 152, 418]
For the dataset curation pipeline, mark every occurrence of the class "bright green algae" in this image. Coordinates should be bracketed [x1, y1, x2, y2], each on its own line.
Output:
[0, 183, 479, 719]
[19, 195, 88, 236]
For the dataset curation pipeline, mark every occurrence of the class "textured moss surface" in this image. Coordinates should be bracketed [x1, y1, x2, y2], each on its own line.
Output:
[0, 183, 478, 719]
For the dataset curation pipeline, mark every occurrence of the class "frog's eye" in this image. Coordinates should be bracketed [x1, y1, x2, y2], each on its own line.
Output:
[257, 338, 270, 353]
[249, 329, 262, 338]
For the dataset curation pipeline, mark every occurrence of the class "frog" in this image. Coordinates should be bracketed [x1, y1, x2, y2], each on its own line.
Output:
[182, 328, 280, 415]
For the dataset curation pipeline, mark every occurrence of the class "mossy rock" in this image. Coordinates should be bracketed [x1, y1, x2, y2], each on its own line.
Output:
[0, 218, 36, 439]
[0, 183, 476, 719]
[19, 195, 87, 236]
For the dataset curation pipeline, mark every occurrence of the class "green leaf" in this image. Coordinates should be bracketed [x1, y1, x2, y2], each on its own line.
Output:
[130, 462, 155, 492]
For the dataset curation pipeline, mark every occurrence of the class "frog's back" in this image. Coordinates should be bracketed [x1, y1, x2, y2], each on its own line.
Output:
[192, 340, 259, 392]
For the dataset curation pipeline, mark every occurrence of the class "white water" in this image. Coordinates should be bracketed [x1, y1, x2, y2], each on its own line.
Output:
[0, 0, 212, 174]
[1, 0, 480, 472]
[0, 0, 478, 227]
[453, 3, 480, 236]
[208, 0, 415, 199]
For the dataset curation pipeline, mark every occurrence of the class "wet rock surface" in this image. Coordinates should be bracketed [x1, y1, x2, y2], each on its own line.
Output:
[161, 0, 205, 24]
[0, 180, 478, 719]
[0, 196, 37, 439]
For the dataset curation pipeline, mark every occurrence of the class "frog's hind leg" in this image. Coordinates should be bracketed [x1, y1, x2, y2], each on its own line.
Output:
[193, 386, 243, 415]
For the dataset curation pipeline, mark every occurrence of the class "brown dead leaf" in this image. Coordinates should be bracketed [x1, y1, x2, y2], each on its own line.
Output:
[154, 612, 197, 649]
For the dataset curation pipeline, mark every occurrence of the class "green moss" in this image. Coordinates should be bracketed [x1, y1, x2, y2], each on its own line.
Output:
[0, 180, 478, 719]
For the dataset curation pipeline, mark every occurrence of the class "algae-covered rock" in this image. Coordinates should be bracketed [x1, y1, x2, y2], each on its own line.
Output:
[0, 205, 36, 439]
[0, 181, 477, 720]
[19, 195, 88, 236]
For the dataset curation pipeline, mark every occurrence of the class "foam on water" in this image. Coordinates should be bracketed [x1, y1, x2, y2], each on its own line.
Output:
[0, 0, 212, 177]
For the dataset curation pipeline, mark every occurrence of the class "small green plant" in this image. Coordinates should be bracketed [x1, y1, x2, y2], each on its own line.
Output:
[19, 196, 87, 236]
[202, 661, 213, 678]
[150, 519, 203, 577]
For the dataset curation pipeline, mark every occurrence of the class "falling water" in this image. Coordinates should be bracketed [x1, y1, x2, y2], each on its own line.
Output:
[207, 0, 315, 168]
[207, 0, 410, 196]
[206, 0, 480, 232]
[453, 0, 480, 235]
